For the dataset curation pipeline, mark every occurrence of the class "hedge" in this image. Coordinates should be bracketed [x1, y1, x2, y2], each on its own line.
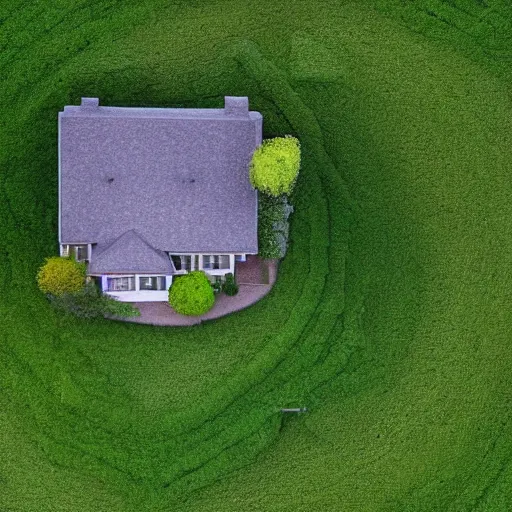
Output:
[258, 193, 294, 259]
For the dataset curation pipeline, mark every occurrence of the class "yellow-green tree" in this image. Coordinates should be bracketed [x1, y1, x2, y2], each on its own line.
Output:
[249, 136, 301, 196]
[37, 256, 86, 296]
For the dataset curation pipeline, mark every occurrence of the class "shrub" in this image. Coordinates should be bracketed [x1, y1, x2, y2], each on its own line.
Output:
[222, 273, 239, 296]
[258, 193, 294, 259]
[47, 281, 140, 319]
[249, 136, 301, 196]
[37, 256, 86, 296]
[169, 271, 215, 316]
[211, 279, 223, 294]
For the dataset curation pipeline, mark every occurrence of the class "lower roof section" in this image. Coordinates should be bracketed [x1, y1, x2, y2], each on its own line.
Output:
[88, 230, 174, 274]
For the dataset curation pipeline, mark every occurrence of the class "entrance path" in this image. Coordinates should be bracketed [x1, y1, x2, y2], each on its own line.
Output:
[121, 259, 278, 327]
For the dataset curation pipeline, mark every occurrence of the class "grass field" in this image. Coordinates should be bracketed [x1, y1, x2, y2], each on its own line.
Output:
[1, 1, 512, 510]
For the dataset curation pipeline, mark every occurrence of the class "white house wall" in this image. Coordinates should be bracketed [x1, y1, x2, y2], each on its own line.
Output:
[105, 290, 170, 302]
[169, 253, 236, 275]
[102, 274, 173, 302]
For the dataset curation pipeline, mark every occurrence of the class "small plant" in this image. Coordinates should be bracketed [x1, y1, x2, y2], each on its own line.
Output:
[211, 279, 223, 294]
[249, 136, 301, 196]
[37, 256, 86, 296]
[169, 271, 215, 316]
[222, 273, 239, 296]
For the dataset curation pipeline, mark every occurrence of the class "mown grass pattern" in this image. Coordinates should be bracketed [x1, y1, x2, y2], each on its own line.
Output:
[1, 1, 512, 510]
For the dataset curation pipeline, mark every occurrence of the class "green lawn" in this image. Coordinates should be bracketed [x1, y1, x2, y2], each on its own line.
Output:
[1, 1, 512, 510]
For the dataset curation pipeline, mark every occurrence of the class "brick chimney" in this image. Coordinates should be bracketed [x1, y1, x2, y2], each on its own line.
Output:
[80, 97, 99, 109]
[224, 96, 249, 117]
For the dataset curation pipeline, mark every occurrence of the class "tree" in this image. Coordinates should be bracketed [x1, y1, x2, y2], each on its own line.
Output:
[249, 136, 301, 196]
[169, 271, 215, 316]
[37, 256, 86, 296]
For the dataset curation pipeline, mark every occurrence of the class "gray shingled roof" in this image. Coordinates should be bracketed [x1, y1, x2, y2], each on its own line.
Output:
[88, 230, 174, 274]
[59, 97, 262, 266]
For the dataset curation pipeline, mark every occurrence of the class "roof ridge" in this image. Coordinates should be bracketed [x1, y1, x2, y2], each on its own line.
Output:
[126, 229, 167, 258]
[95, 229, 163, 261]
[93, 229, 134, 258]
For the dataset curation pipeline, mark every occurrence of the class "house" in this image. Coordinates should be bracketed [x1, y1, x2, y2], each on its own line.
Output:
[58, 96, 262, 301]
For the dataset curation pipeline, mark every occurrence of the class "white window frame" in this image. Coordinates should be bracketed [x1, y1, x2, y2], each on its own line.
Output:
[138, 275, 167, 291]
[60, 243, 91, 262]
[167, 253, 235, 275]
[101, 274, 172, 295]
[169, 254, 192, 273]
[106, 275, 136, 292]
[75, 244, 88, 262]
[202, 255, 230, 270]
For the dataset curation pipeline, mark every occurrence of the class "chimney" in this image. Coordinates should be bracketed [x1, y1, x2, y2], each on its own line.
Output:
[80, 97, 99, 109]
[224, 96, 249, 117]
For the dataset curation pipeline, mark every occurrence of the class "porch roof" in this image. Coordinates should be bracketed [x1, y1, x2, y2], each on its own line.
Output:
[88, 230, 174, 274]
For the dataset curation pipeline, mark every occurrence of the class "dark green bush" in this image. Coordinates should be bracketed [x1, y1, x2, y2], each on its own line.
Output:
[222, 273, 239, 296]
[211, 279, 223, 294]
[258, 193, 294, 259]
[169, 271, 215, 316]
[47, 281, 140, 319]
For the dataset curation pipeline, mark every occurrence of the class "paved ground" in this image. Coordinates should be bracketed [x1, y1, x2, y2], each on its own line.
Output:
[121, 259, 279, 327]
[236, 255, 266, 284]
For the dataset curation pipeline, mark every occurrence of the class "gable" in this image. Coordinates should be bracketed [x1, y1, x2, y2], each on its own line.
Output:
[88, 230, 174, 274]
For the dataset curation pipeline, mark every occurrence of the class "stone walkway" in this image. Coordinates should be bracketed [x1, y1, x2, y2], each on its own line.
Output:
[121, 258, 278, 327]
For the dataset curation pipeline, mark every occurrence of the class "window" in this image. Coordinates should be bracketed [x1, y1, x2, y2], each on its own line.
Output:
[107, 276, 135, 292]
[61, 244, 88, 261]
[235, 254, 246, 262]
[139, 276, 166, 291]
[171, 255, 181, 270]
[170, 255, 191, 271]
[92, 276, 102, 291]
[75, 245, 88, 262]
[203, 255, 230, 270]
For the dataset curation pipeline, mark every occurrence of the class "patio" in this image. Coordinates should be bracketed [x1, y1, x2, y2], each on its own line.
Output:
[117, 257, 278, 326]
